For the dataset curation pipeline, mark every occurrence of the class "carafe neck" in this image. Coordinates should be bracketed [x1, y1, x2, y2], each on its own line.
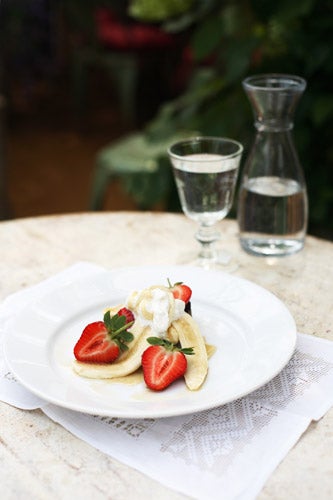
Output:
[254, 120, 293, 132]
[243, 74, 306, 133]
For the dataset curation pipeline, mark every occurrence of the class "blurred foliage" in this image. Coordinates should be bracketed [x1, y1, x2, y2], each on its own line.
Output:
[130, 0, 333, 238]
[128, 0, 195, 22]
[1, 1, 332, 236]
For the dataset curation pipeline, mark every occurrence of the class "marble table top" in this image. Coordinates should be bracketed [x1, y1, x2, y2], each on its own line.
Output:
[1, 212, 332, 499]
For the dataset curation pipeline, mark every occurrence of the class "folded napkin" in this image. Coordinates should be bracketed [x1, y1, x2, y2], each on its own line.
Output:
[1, 262, 333, 500]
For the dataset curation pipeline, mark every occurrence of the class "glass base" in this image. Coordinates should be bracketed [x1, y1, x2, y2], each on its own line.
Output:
[240, 237, 304, 257]
[196, 249, 238, 272]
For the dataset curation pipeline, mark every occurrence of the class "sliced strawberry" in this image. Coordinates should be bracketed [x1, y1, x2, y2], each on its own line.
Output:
[74, 310, 134, 363]
[74, 321, 118, 363]
[167, 279, 192, 304]
[117, 307, 135, 324]
[141, 337, 194, 391]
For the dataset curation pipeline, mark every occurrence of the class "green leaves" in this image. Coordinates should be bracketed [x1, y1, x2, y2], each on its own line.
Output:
[129, 0, 195, 22]
[147, 337, 168, 346]
[124, 0, 333, 239]
[191, 16, 223, 61]
[312, 96, 333, 127]
[147, 337, 194, 355]
[103, 311, 134, 351]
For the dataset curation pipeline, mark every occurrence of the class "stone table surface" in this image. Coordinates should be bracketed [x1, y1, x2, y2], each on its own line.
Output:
[0, 212, 332, 500]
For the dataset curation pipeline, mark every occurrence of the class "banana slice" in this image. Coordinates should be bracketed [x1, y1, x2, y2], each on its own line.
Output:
[166, 323, 179, 344]
[104, 305, 122, 315]
[73, 323, 150, 379]
[172, 313, 208, 391]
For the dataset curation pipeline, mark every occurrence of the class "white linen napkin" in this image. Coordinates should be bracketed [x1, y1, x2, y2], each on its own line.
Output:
[1, 262, 333, 500]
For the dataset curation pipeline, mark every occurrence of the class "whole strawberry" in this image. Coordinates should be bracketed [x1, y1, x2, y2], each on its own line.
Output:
[117, 307, 135, 324]
[74, 308, 134, 363]
[167, 279, 192, 315]
[141, 337, 194, 391]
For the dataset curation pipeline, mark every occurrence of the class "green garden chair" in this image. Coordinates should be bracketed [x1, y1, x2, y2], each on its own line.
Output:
[89, 129, 196, 210]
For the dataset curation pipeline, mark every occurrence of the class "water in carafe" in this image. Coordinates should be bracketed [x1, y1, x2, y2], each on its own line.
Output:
[237, 74, 308, 256]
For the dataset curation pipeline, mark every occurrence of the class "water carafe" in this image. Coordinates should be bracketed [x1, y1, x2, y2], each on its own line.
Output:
[237, 74, 308, 256]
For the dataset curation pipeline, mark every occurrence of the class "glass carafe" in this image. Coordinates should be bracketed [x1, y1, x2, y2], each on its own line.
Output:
[237, 74, 308, 256]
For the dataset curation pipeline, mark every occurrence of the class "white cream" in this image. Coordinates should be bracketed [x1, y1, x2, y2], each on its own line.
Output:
[126, 286, 184, 337]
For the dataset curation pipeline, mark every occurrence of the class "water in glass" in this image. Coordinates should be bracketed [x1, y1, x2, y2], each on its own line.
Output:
[172, 153, 239, 225]
[168, 137, 243, 268]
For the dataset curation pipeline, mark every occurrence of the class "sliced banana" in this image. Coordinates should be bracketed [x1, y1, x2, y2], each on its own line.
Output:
[166, 323, 179, 344]
[172, 313, 208, 391]
[104, 305, 122, 315]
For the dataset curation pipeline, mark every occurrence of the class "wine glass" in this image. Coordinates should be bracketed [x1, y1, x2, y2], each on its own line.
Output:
[168, 136, 243, 269]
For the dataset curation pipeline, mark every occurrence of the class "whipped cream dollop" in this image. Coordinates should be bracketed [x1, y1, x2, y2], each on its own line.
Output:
[126, 286, 184, 337]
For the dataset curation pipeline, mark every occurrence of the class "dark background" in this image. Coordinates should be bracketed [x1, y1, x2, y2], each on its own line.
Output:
[1, 0, 332, 240]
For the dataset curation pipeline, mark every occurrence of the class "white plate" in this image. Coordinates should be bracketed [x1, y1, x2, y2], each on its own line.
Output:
[3, 265, 296, 418]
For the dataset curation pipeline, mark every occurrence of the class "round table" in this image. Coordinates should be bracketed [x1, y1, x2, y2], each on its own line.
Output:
[1, 212, 332, 499]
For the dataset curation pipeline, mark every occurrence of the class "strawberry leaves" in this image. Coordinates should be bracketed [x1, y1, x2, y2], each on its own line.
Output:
[103, 310, 134, 352]
[146, 337, 194, 356]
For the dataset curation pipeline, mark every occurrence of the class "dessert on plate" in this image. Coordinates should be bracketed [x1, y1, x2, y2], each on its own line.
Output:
[72, 280, 210, 391]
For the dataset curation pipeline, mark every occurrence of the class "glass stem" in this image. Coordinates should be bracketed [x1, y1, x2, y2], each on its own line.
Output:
[195, 224, 220, 261]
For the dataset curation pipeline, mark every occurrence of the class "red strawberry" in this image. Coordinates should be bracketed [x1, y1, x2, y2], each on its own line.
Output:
[117, 307, 135, 324]
[167, 279, 192, 304]
[141, 337, 194, 391]
[74, 310, 134, 363]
